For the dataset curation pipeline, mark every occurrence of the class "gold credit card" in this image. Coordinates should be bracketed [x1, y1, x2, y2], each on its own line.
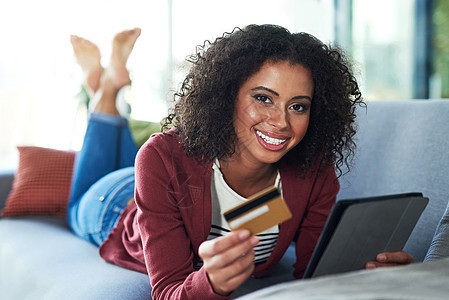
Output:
[223, 186, 292, 235]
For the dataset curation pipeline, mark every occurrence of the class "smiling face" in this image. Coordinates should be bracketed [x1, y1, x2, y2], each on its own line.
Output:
[233, 60, 313, 167]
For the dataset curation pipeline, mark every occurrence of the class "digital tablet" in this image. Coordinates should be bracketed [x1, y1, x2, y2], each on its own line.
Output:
[303, 192, 428, 279]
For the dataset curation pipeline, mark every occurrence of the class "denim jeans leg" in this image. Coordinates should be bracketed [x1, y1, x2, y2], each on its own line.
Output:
[74, 167, 135, 246]
[67, 113, 138, 241]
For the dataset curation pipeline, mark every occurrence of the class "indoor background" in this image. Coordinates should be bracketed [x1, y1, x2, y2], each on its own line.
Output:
[0, 0, 446, 170]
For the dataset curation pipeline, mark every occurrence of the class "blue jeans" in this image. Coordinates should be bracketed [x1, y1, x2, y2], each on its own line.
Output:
[67, 113, 138, 246]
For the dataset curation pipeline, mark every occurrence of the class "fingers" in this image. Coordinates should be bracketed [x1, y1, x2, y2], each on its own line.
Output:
[198, 230, 259, 295]
[208, 250, 256, 295]
[366, 251, 414, 269]
[199, 230, 259, 266]
[376, 251, 414, 264]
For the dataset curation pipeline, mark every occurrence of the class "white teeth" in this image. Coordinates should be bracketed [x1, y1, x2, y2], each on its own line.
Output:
[256, 131, 287, 145]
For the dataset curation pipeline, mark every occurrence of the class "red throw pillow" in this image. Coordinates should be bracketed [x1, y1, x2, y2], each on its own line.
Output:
[1, 146, 76, 217]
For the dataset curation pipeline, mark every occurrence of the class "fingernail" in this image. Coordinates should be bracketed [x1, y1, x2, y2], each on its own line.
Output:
[366, 262, 376, 269]
[238, 230, 250, 240]
[250, 236, 259, 246]
[377, 254, 387, 262]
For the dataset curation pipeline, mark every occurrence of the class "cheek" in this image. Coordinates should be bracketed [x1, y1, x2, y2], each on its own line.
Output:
[293, 119, 310, 140]
[237, 104, 265, 125]
[249, 110, 257, 119]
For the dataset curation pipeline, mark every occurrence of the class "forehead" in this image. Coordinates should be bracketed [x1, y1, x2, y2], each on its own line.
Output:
[241, 61, 314, 94]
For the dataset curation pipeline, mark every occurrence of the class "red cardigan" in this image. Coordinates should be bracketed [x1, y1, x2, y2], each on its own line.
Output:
[99, 130, 338, 299]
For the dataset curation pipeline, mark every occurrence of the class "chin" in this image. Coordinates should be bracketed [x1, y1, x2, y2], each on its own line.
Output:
[256, 152, 286, 165]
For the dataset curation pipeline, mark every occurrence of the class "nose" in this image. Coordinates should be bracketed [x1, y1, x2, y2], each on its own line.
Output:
[267, 106, 288, 129]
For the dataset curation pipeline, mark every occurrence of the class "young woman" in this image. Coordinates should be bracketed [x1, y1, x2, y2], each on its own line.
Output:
[68, 24, 413, 300]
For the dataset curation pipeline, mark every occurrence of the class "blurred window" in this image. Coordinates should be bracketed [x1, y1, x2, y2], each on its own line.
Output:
[431, 0, 449, 98]
[338, 0, 447, 101]
[349, 0, 416, 100]
[0, 0, 334, 169]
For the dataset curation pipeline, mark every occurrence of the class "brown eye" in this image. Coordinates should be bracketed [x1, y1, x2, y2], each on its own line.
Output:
[290, 103, 308, 112]
[253, 94, 271, 103]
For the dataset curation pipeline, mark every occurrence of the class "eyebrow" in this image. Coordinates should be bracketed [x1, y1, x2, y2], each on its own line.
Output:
[251, 86, 312, 102]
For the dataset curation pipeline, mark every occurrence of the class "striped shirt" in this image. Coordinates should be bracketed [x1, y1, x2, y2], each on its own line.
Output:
[196, 160, 281, 269]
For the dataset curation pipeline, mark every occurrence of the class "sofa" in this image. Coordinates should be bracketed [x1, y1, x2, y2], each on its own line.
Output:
[1, 99, 449, 299]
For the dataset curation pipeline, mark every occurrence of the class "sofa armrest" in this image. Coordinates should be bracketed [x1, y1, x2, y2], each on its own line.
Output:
[0, 170, 14, 212]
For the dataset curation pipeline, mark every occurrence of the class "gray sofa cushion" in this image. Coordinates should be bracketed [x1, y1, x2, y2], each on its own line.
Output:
[337, 100, 449, 261]
[0, 170, 14, 212]
[237, 257, 449, 300]
[0, 217, 152, 299]
[0, 216, 296, 299]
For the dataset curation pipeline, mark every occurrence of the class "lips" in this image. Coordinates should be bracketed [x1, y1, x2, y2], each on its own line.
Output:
[255, 130, 289, 151]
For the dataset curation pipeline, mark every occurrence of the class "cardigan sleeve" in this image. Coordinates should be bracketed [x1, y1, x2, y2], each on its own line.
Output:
[293, 164, 339, 279]
[134, 133, 229, 300]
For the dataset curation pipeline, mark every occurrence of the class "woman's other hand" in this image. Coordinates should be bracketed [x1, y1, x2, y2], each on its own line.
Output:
[365, 251, 414, 269]
[198, 229, 259, 296]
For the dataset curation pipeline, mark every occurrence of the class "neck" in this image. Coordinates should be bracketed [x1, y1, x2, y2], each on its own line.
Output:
[218, 157, 278, 198]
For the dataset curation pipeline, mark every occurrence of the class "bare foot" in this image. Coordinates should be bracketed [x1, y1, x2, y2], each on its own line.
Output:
[92, 28, 141, 116]
[105, 27, 141, 90]
[70, 35, 102, 94]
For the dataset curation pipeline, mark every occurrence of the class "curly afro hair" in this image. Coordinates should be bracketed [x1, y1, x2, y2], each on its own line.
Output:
[163, 24, 364, 176]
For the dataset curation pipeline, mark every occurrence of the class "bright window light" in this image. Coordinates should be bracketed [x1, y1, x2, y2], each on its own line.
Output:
[0, 0, 334, 170]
